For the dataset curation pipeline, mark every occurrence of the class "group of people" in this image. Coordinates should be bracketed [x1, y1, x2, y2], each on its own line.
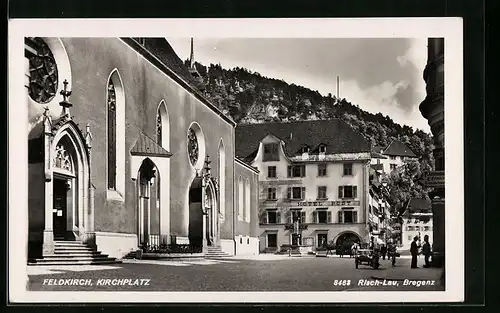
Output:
[349, 235, 432, 269]
[377, 240, 398, 267]
[338, 235, 433, 269]
[410, 234, 432, 268]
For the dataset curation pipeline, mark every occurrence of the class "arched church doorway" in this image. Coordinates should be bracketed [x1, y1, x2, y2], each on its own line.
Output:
[188, 172, 219, 251]
[204, 183, 217, 246]
[188, 177, 204, 250]
[51, 135, 83, 241]
[137, 158, 160, 248]
[335, 232, 362, 251]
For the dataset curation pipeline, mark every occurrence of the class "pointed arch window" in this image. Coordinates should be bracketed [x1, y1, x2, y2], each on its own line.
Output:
[156, 101, 170, 150]
[218, 140, 226, 220]
[238, 176, 244, 220]
[107, 80, 117, 190]
[245, 178, 251, 222]
[156, 113, 162, 146]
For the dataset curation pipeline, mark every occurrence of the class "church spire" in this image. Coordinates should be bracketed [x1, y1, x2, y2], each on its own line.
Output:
[189, 37, 195, 69]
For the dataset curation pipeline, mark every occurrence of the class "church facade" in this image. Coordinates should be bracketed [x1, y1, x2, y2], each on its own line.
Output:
[25, 37, 259, 261]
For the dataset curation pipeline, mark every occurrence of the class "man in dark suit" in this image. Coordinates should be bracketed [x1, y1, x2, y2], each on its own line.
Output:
[410, 236, 420, 268]
[422, 235, 432, 268]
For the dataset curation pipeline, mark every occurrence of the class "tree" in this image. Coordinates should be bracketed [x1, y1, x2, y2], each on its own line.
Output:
[385, 159, 431, 216]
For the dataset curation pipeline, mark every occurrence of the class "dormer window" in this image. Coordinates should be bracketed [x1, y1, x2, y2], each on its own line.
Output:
[302, 146, 310, 154]
[263, 143, 280, 162]
[319, 145, 326, 153]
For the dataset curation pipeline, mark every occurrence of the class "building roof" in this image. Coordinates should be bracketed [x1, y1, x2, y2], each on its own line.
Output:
[122, 38, 236, 127]
[383, 140, 417, 157]
[130, 132, 172, 158]
[371, 151, 387, 159]
[235, 119, 371, 160]
[134, 38, 203, 91]
[403, 197, 432, 216]
[235, 157, 260, 174]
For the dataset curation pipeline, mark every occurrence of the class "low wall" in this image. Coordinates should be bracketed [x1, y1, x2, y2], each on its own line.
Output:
[235, 236, 259, 255]
[95, 231, 138, 259]
[220, 239, 235, 255]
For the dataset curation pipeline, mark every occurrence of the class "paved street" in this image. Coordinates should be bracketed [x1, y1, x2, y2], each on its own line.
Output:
[27, 255, 444, 292]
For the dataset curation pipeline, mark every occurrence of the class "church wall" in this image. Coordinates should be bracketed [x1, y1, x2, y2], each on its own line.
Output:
[234, 160, 259, 255]
[28, 162, 45, 258]
[58, 38, 235, 242]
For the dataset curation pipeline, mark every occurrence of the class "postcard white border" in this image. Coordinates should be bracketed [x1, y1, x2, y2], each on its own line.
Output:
[8, 17, 464, 303]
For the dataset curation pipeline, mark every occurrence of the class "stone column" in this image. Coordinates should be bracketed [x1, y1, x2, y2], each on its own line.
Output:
[42, 112, 54, 255]
[85, 125, 96, 248]
[147, 182, 151, 244]
[419, 38, 445, 268]
[201, 181, 208, 253]
[23, 54, 31, 262]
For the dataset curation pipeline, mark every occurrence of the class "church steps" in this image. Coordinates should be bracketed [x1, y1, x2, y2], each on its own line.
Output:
[28, 241, 121, 266]
[205, 246, 231, 258]
[28, 259, 122, 266]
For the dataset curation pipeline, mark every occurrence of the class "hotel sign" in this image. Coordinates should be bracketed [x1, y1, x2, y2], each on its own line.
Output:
[424, 171, 445, 188]
[297, 200, 360, 206]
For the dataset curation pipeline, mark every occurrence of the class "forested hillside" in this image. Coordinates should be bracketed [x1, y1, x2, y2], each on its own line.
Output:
[189, 61, 435, 212]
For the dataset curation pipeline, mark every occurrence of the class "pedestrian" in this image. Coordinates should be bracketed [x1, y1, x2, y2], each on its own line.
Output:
[387, 240, 397, 267]
[380, 244, 387, 260]
[410, 236, 420, 269]
[337, 244, 344, 258]
[422, 235, 432, 268]
[351, 242, 359, 257]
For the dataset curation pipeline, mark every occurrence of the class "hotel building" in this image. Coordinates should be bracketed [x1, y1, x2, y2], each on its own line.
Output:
[235, 120, 372, 253]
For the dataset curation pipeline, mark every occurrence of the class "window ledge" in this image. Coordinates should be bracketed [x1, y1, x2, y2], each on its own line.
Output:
[107, 189, 124, 202]
[316, 197, 329, 200]
[265, 199, 278, 202]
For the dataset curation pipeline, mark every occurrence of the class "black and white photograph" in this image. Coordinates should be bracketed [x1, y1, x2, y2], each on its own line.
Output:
[8, 18, 464, 303]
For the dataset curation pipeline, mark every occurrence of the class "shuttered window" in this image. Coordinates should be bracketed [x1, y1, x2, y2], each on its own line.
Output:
[288, 165, 306, 177]
[339, 186, 357, 198]
[317, 186, 327, 199]
[287, 187, 305, 199]
[263, 143, 280, 161]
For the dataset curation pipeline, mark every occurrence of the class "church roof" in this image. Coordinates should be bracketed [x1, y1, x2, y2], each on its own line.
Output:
[134, 38, 202, 90]
[122, 38, 235, 127]
[235, 119, 371, 161]
[383, 140, 417, 157]
[130, 132, 172, 158]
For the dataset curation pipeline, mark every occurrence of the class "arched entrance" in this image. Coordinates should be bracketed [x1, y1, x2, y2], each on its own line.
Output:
[188, 160, 219, 252]
[51, 136, 79, 240]
[188, 177, 204, 249]
[137, 158, 160, 247]
[335, 231, 362, 251]
[204, 183, 217, 246]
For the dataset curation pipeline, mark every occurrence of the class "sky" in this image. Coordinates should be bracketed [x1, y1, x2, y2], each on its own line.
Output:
[167, 38, 431, 133]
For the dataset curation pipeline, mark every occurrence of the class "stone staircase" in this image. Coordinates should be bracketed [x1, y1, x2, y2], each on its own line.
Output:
[28, 241, 121, 265]
[204, 246, 231, 259]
